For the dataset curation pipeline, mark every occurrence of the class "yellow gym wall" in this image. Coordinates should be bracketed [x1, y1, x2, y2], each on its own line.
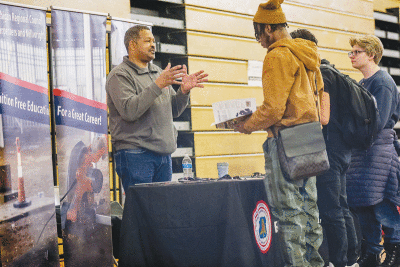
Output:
[184, 0, 376, 178]
[375, 0, 400, 12]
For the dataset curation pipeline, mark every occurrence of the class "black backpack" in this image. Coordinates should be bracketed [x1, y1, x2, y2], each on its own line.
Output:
[320, 63, 380, 150]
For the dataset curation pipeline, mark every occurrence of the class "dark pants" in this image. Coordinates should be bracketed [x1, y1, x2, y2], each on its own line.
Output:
[316, 148, 358, 267]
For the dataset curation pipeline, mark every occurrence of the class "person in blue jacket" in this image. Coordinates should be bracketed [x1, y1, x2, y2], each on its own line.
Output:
[347, 34, 400, 267]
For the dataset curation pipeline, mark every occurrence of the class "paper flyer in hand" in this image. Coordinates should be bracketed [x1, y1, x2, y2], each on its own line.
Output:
[211, 98, 257, 129]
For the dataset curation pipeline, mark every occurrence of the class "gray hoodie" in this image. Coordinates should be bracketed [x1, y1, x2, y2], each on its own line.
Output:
[106, 56, 189, 154]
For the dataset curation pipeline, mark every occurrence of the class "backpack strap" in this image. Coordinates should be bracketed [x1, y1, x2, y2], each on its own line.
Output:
[320, 63, 345, 133]
[315, 72, 322, 123]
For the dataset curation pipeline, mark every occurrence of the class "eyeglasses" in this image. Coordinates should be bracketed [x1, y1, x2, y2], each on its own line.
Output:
[348, 50, 366, 57]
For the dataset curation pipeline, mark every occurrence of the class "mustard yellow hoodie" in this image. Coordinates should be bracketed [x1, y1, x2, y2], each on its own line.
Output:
[244, 38, 324, 137]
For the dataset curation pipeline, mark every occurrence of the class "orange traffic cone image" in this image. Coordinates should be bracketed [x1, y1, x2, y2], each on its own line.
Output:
[13, 137, 31, 208]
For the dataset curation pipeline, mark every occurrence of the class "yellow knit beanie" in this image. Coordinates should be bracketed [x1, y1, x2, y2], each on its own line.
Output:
[253, 0, 286, 24]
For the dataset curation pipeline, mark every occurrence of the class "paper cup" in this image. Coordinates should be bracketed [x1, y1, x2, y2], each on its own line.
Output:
[217, 162, 229, 178]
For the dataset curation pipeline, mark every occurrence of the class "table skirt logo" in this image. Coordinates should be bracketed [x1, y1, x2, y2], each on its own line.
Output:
[252, 200, 272, 254]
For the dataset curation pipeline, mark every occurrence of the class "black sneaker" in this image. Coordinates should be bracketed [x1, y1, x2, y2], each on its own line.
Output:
[357, 253, 381, 267]
[381, 243, 400, 267]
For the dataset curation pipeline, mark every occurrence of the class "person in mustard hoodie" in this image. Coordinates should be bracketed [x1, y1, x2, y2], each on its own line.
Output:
[234, 0, 329, 266]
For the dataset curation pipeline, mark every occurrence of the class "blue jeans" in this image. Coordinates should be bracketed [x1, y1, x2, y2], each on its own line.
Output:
[353, 199, 400, 255]
[114, 148, 172, 191]
[316, 148, 358, 267]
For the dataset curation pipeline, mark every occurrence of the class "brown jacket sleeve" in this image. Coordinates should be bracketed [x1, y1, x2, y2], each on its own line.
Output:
[244, 49, 297, 132]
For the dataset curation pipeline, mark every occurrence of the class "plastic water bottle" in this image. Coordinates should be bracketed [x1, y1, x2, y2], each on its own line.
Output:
[182, 154, 193, 179]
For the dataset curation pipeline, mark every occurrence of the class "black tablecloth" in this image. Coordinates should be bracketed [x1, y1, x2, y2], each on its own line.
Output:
[119, 178, 284, 267]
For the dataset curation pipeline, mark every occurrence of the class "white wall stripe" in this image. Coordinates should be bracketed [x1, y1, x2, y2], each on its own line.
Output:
[383, 49, 400, 58]
[374, 12, 398, 23]
[375, 29, 386, 38]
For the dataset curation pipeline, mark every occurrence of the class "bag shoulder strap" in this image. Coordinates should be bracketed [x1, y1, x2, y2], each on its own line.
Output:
[272, 71, 321, 138]
[315, 72, 321, 123]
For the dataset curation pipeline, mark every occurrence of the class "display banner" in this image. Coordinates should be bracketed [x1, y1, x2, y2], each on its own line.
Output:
[51, 9, 112, 267]
[0, 3, 60, 267]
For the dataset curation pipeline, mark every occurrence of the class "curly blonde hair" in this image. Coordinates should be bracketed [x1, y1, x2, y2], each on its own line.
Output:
[349, 35, 384, 64]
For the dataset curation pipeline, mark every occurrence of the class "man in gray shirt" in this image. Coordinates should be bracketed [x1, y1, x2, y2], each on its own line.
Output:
[106, 25, 208, 190]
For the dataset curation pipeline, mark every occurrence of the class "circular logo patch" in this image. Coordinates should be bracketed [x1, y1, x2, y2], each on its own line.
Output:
[252, 200, 272, 254]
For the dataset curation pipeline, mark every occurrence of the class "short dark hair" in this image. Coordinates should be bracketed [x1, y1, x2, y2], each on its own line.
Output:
[253, 22, 288, 41]
[124, 25, 151, 53]
[290, 28, 318, 45]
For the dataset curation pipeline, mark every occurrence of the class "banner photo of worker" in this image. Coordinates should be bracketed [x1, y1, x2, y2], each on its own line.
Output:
[51, 9, 113, 267]
[0, 3, 60, 267]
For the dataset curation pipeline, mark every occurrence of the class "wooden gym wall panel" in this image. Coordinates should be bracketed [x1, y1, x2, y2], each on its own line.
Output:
[374, 0, 400, 13]
[319, 50, 353, 71]
[281, 4, 374, 34]
[187, 31, 356, 72]
[188, 57, 248, 84]
[185, 6, 254, 38]
[184, 0, 259, 16]
[288, 0, 373, 17]
[190, 83, 264, 107]
[186, 31, 265, 61]
[184, 0, 373, 17]
[185, 5, 373, 38]
[194, 132, 266, 156]
[195, 155, 265, 178]
[191, 107, 219, 131]
[341, 70, 364, 82]
[288, 24, 358, 51]
[188, 49, 359, 85]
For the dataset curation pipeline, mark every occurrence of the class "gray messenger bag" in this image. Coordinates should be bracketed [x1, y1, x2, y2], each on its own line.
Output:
[276, 121, 330, 181]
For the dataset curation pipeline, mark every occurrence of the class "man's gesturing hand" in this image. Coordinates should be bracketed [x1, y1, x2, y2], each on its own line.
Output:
[181, 64, 209, 94]
[155, 63, 186, 89]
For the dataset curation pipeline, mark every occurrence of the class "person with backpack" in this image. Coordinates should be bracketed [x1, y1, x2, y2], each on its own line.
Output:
[346, 34, 400, 267]
[290, 29, 359, 267]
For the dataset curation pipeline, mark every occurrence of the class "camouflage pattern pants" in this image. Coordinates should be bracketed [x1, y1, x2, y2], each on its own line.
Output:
[263, 138, 324, 267]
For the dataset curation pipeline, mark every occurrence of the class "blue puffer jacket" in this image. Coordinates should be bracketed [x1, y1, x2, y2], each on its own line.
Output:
[346, 129, 400, 207]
